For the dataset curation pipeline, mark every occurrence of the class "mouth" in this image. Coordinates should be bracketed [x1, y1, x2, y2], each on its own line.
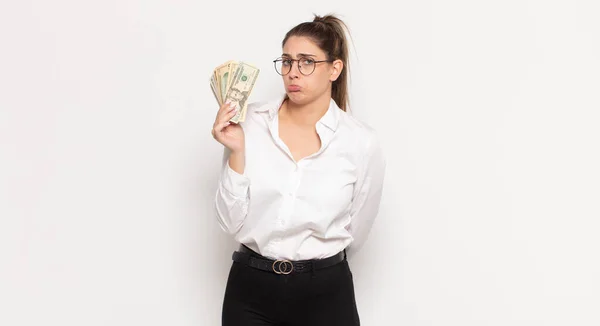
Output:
[287, 85, 301, 92]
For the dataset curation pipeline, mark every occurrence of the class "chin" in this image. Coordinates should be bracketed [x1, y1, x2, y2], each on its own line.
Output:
[286, 91, 310, 104]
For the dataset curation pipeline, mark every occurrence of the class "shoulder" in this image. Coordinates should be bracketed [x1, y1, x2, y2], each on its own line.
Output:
[338, 110, 383, 156]
[338, 111, 387, 174]
[237, 98, 278, 128]
[246, 100, 271, 112]
[243, 96, 283, 118]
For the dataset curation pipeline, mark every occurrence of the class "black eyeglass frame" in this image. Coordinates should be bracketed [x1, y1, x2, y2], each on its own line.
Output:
[272, 57, 335, 76]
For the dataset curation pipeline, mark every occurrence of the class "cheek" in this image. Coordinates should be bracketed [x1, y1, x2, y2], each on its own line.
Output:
[313, 73, 331, 91]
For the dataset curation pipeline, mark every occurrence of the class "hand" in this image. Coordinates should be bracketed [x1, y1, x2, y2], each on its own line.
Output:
[211, 100, 245, 153]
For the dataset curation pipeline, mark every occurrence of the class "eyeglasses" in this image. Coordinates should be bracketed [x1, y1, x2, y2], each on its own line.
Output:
[273, 57, 334, 76]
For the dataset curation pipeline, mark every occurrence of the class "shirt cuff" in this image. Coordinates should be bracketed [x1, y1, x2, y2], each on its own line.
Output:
[221, 162, 250, 198]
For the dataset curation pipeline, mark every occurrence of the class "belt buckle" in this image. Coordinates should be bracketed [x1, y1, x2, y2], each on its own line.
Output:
[272, 259, 294, 274]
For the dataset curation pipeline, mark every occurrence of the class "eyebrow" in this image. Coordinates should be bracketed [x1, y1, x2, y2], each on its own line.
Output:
[281, 53, 317, 58]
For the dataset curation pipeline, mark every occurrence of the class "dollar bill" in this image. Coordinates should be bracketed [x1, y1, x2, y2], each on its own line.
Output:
[223, 62, 259, 123]
[209, 76, 220, 105]
[210, 73, 221, 105]
[226, 62, 239, 93]
[215, 60, 236, 102]
[210, 60, 259, 123]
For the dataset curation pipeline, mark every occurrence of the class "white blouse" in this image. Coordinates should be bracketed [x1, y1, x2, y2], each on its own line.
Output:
[214, 94, 386, 261]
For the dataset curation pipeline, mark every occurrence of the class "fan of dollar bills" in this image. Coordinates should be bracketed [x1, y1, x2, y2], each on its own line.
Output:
[210, 61, 260, 123]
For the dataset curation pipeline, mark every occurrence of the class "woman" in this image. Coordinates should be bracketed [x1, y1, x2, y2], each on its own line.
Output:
[211, 14, 386, 326]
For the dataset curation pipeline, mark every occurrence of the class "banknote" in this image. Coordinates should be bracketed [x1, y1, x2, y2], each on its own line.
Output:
[210, 60, 259, 123]
[226, 62, 239, 93]
[210, 71, 221, 104]
[210, 75, 220, 104]
[215, 60, 236, 102]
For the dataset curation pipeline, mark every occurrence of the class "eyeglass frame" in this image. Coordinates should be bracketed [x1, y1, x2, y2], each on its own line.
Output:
[272, 57, 335, 76]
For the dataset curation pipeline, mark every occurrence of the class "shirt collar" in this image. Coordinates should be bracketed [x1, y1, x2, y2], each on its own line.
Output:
[256, 94, 340, 131]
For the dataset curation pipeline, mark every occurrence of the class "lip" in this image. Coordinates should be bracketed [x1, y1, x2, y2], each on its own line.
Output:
[287, 85, 301, 92]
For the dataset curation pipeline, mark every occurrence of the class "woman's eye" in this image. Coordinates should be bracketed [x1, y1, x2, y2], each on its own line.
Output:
[282, 60, 292, 66]
[302, 59, 314, 65]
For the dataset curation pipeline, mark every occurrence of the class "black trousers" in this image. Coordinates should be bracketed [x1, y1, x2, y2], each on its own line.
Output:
[222, 249, 360, 326]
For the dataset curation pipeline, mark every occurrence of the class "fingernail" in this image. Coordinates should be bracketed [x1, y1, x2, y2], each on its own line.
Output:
[225, 99, 231, 105]
[229, 101, 236, 108]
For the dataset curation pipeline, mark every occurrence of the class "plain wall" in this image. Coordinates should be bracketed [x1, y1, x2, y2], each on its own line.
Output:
[1, 0, 599, 325]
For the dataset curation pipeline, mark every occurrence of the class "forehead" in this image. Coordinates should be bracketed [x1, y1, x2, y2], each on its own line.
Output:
[282, 35, 326, 57]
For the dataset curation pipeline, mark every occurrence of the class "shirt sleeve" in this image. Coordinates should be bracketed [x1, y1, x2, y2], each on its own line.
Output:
[214, 147, 251, 235]
[345, 132, 386, 260]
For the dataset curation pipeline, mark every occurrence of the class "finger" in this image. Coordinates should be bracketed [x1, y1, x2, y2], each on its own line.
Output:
[214, 99, 231, 121]
[211, 123, 223, 139]
[216, 101, 237, 122]
[215, 120, 231, 134]
[218, 99, 233, 115]
[219, 105, 238, 124]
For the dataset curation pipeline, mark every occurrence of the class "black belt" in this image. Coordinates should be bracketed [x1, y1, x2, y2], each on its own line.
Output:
[231, 244, 346, 275]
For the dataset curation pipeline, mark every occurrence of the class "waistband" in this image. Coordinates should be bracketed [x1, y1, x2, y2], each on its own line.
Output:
[231, 244, 347, 275]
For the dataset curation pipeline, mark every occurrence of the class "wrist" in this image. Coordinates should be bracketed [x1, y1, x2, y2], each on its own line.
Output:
[228, 150, 246, 174]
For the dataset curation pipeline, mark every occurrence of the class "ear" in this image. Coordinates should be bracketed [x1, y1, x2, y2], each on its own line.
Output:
[329, 59, 344, 82]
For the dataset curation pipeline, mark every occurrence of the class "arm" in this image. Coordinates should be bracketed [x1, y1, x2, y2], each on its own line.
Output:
[214, 147, 251, 235]
[345, 133, 386, 260]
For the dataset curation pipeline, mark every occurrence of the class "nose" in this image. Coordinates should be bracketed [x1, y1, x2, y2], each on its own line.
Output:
[287, 60, 300, 79]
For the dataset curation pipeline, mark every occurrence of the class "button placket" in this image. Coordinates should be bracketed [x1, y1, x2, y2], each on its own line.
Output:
[287, 165, 299, 197]
[277, 165, 300, 234]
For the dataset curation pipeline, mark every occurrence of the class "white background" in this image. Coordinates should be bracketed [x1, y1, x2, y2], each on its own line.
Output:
[1, 0, 599, 325]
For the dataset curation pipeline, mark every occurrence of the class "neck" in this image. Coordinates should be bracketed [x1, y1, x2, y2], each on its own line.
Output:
[281, 92, 331, 127]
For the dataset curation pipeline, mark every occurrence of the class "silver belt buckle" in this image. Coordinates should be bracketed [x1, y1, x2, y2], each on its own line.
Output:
[272, 259, 294, 274]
